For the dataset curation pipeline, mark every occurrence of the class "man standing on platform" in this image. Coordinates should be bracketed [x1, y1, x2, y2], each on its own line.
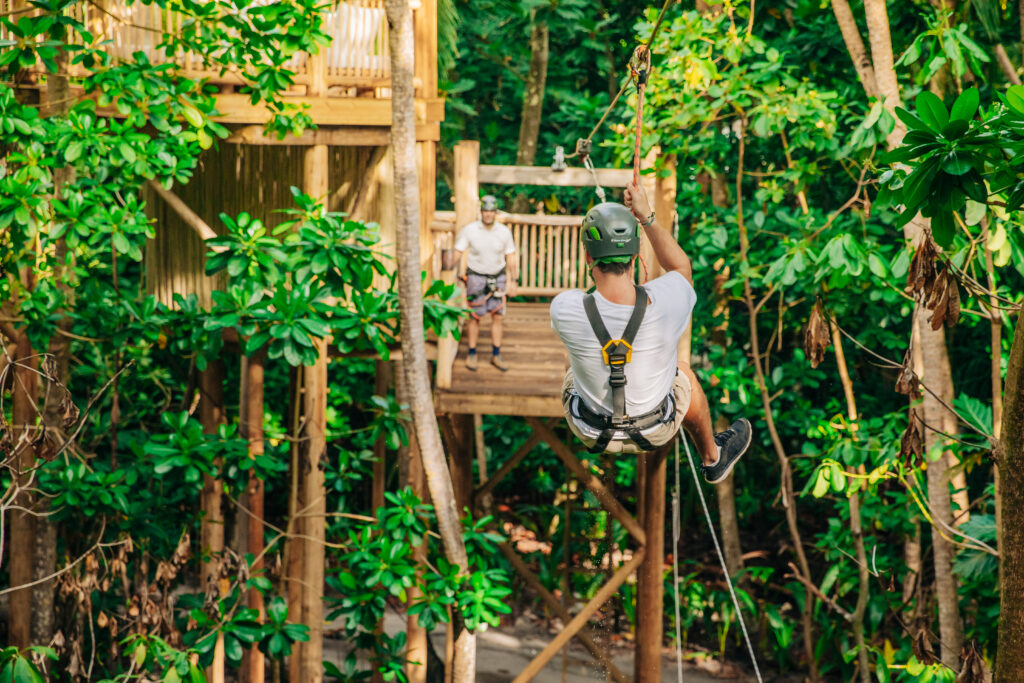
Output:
[453, 194, 518, 371]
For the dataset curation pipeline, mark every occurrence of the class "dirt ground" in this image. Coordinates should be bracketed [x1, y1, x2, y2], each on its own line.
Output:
[324, 610, 761, 682]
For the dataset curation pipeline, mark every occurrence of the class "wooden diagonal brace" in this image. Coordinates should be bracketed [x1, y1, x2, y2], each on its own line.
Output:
[511, 547, 646, 683]
[498, 542, 629, 683]
[474, 424, 550, 502]
[527, 417, 645, 546]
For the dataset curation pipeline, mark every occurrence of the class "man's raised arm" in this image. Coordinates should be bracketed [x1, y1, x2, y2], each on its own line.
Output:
[624, 181, 692, 284]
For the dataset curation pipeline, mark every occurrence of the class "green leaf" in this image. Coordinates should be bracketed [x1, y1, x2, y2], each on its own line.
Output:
[811, 469, 829, 498]
[1007, 85, 1024, 116]
[65, 140, 83, 162]
[931, 210, 956, 248]
[916, 91, 949, 131]
[964, 200, 986, 226]
[940, 151, 972, 176]
[949, 87, 979, 122]
[895, 107, 934, 133]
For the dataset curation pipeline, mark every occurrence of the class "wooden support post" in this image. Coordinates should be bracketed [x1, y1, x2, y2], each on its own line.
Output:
[440, 414, 474, 515]
[398, 361, 429, 683]
[472, 414, 492, 513]
[242, 350, 266, 683]
[526, 418, 645, 545]
[635, 447, 668, 683]
[372, 361, 392, 515]
[474, 428, 545, 503]
[437, 141, 479, 389]
[291, 46, 328, 683]
[511, 549, 646, 683]
[497, 543, 629, 683]
[199, 361, 227, 683]
[8, 325, 37, 649]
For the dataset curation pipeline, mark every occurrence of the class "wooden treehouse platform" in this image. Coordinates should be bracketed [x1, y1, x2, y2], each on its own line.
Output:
[434, 303, 567, 417]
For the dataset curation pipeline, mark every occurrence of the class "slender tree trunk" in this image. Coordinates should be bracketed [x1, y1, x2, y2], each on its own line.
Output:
[385, 2, 476, 682]
[996, 310, 1024, 682]
[831, 0, 880, 97]
[994, 44, 1021, 85]
[512, 10, 549, 213]
[242, 351, 266, 683]
[862, 0, 964, 663]
[830, 320, 872, 683]
[982, 219, 1004, 558]
[735, 124, 819, 681]
[33, 30, 73, 646]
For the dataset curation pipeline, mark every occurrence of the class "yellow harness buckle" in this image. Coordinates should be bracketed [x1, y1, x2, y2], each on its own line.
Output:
[601, 339, 632, 365]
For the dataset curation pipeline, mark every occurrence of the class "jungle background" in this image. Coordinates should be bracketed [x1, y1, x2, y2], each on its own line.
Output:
[2, 0, 1024, 681]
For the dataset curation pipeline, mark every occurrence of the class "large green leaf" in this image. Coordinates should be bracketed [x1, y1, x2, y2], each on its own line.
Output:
[949, 87, 979, 122]
[930, 210, 956, 248]
[916, 91, 949, 131]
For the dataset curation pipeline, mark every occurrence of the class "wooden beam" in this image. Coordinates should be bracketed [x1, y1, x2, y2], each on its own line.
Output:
[635, 447, 668, 683]
[473, 427, 546, 502]
[497, 543, 629, 683]
[148, 180, 220, 243]
[479, 164, 633, 188]
[431, 210, 582, 230]
[225, 123, 440, 146]
[434, 392, 562, 417]
[527, 418, 645, 545]
[511, 548, 646, 683]
[195, 94, 445, 126]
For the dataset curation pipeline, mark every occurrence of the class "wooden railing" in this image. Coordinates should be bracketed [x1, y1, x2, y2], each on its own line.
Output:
[3, 0, 398, 94]
[431, 210, 592, 296]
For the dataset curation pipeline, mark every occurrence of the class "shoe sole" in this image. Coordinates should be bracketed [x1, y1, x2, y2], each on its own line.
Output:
[705, 420, 752, 484]
[491, 363, 508, 372]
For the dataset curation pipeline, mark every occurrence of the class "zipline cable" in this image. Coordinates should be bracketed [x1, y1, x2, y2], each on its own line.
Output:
[677, 434, 765, 683]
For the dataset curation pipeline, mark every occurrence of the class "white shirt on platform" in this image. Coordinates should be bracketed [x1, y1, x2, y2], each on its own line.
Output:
[550, 271, 697, 432]
[454, 220, 516, 275]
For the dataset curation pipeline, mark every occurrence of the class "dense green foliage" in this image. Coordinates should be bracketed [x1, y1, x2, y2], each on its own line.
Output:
[2, 0, 1024, 680]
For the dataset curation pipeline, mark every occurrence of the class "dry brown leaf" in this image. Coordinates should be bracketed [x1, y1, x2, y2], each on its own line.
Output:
[895, 363, 921, 400]
[901, 409, 924, 468]
[907, 235, 938, 298]
[804, 302, 831, 369]
[956, 641, 990, 683]
[911, 617, 937, 664]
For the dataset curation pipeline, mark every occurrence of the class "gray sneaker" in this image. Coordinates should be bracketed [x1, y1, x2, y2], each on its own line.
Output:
[466, 354, 478, 371]
[491, 354, 508, 372]
[701, 419, 752, 484]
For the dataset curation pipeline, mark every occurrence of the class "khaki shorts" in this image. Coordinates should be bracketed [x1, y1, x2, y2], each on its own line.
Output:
[561, 368, 692, 454]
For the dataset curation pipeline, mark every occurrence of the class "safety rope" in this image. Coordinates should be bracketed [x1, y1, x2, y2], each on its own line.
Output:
[676, 434, 765, 683]
[568, 0, 677, 160]
[671, 434, 684, 683]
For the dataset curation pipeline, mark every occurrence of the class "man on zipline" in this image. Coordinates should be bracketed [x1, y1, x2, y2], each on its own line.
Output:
[454, 194, 518, 372]
[550, 182, 751, 482]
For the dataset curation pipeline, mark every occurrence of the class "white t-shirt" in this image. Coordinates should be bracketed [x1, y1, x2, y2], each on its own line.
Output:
[551, 271, 697, 428]
[454, 220, 516, 275]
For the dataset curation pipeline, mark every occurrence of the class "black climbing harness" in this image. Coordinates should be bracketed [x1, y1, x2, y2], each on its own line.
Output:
[571, 284, 673, 454]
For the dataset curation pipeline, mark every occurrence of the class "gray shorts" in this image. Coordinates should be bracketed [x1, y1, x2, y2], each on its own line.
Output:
[561, 369, 692, 454]
[466, 272, 507, 318]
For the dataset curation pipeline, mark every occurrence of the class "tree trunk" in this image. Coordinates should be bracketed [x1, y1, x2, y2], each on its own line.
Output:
[512, 11, 549, 213]
[996, 310, 1024, 682]
[33, 31, 73, 647]
[862, 0, 964, 663]
[830, 320, 872, 683]
[831, 0, 880, 97]
[994, 44, 1021, 85]
[384, 2, 477, 682]
[199, 363, 226, 591]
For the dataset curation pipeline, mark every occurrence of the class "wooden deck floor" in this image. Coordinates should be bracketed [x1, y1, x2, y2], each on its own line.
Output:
[434, 302, 568, 417]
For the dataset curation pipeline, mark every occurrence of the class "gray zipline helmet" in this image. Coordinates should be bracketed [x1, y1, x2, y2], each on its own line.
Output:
[581, 202, 639, 263]
[481, 195, 499, 211]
